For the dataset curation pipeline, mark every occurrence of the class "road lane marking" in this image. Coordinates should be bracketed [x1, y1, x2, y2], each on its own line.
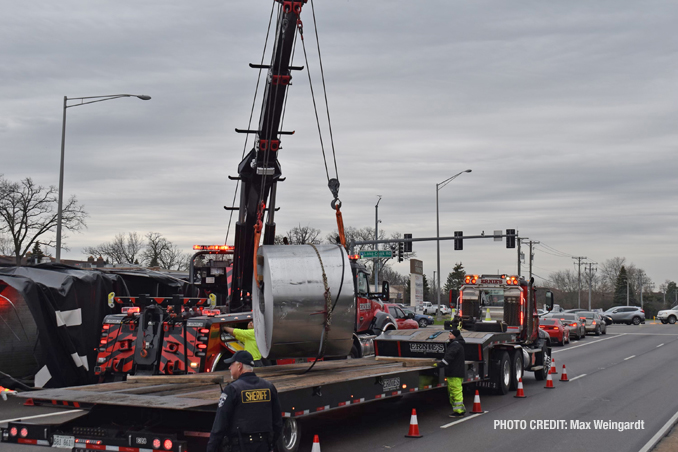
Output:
[440, 411, 487, 428]
[569, 374, 586, 382]
[657, 343, 664, 348]
[638, 409, 678, 452]
[552, 333, 626, 353]
[0, 410, 84, 424]
[624, 355, 635, 360]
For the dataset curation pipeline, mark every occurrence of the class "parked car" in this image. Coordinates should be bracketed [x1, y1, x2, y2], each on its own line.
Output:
[383, 303, 419, 329]
[539, 318, 570, 346]
[402, 308, 434, 328]
[603, 306, 646, 325]
[657, 306, 678, 324]
[579, 311, 607, 335]
[545, 313, 586, 340]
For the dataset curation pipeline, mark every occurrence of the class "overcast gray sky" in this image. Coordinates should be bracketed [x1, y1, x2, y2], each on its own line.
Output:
[2, 0, 676, 289]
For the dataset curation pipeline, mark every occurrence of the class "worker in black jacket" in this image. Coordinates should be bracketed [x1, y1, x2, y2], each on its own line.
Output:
[206, 351, 283, 452]
[434, 329, 466, 417]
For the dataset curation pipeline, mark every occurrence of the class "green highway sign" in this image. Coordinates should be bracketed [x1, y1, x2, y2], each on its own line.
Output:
[359, 250, 393, 259]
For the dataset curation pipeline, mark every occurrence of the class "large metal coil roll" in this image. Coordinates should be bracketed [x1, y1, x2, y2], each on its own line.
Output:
[252, 244, 355, 359]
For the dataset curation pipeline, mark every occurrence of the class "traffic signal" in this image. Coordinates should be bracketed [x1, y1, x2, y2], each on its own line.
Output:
[404, 233, 412, 253]
[506, 229, 516, 248]
[398, 242, 404, 262]
[454, 231, 463, 250]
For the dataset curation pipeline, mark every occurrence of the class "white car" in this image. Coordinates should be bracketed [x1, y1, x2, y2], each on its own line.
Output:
[657, 306, 678, 324]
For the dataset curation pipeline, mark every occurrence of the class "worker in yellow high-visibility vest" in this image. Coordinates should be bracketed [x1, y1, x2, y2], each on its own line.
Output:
[223, 321, 264, 367]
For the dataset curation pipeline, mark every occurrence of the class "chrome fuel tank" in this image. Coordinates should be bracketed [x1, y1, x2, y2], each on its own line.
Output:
[252, 244, 355, 359]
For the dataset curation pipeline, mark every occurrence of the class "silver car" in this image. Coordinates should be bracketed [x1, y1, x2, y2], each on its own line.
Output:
[579, 311, 607, 335]
[603, 306, 645, 325]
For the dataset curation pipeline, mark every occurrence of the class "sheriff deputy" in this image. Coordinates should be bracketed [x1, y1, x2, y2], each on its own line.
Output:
[206, 351, 283, 452]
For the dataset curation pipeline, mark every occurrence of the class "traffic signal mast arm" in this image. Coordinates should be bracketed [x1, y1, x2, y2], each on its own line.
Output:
[348, 230, 518, 254]
[230, 0, 307, 312]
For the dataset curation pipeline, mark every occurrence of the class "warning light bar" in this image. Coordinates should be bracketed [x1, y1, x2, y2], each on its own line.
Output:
[193, 245, 234, 251]
[348, 254, 360, 260]
[121, 306, 141, 315]
[202, 309, 221, 316]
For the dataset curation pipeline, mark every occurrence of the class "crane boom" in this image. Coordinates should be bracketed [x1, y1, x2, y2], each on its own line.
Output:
[230, 0, 307, 312]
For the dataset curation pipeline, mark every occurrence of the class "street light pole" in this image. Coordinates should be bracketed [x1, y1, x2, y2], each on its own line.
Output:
[56, 94, 151, 262]
[374, 196, 382, 290]
[436, 169, 471, 320]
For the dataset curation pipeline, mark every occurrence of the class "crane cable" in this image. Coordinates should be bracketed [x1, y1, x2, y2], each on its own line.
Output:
[300, 0, 340, 189]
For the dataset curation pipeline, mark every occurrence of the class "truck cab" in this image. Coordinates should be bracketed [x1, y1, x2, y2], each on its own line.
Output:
[350, 259, 397, 357]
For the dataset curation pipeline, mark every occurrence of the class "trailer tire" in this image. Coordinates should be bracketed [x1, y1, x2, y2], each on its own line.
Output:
[491, 351, 510, 395]
[509, 352, 523, 391]
[534, 346, 550, 381]
[276, 418, 301, 452]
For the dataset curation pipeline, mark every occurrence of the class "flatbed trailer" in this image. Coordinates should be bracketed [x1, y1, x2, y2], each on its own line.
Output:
[2, 357, 445, 452]
[2, 323, 551, 452]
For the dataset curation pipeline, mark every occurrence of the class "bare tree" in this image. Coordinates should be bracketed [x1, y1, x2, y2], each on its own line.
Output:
[143, 232, 171, 267]
[158, 242, 189, 271]
[549, 269, 580, 292]
[0, 176, 87, 265]
[0, 234, 12, 255]
[84, 232, 144, 265]
[275, 225, 322, 245]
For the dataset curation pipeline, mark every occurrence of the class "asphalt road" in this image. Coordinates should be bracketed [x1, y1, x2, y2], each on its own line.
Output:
[1, 323, 677, 452]
[297, 322, 678, 452]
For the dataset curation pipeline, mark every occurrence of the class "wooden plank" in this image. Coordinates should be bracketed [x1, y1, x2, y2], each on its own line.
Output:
[127, 374, 225, 384]
[374, 356, 437, 367]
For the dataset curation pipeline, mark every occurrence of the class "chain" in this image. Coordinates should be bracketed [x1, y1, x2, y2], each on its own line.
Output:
[308, 243, 332, 355]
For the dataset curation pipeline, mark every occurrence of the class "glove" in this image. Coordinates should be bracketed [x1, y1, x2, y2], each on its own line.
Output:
[432, 360, 442, 368]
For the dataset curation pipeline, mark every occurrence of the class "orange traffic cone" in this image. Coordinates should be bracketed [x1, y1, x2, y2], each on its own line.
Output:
[311, 435, 321, 452]
[560, 365, 569, 382]
[471, 390, 483, 413]
[544, 372, 555, 389]
[405, 409, 423, 438]
[549, 357, 558, 374]
[514, 377, 526, 398]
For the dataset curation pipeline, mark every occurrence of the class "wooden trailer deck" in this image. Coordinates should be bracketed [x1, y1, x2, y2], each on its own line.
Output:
[16, 357, 438, 411]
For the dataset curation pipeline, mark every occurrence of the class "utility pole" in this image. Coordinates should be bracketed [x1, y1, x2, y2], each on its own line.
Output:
[374, 196, 382, 290]
[517, 236, 522, 277]
[584, 262, 597, 311]
[572, 256, 587, 309]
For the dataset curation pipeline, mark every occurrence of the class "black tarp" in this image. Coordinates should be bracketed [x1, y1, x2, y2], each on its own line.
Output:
[0, 264, 191, 389]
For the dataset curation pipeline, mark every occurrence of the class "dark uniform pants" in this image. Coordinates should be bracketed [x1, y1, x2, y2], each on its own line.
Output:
[224, 443, 270, 452]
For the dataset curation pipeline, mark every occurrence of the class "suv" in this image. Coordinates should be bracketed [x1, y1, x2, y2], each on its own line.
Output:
[603, 306, 645, 325]
[657, 306, 678, 324]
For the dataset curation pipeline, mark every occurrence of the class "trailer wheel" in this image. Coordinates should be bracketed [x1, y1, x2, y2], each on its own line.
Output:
[276, 418, 301, 452]
[534, 347, 550, 381]
[509, 352, 523, 391]
[491, 351, 510, 395]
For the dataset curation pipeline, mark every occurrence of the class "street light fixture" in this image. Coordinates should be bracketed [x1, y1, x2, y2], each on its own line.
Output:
[56, 94, 151, 263]
[436, 169, 472, 320]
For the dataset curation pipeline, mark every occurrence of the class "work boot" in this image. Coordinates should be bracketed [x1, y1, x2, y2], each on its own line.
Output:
[449, 411, 466, 417]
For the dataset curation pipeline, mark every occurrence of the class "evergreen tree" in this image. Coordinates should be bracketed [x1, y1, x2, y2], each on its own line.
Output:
[444, 262, 466, 293]
[31, 241, 45, 263]
[613, 266, 636, 305]
[422, 274, 431, 301]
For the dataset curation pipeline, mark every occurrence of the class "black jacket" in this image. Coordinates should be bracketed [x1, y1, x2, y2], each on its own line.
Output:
[207, 372, 283, 452]
[441, 336, 466, 378]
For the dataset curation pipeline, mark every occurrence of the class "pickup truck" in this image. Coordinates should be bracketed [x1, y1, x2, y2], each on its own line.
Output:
[422, 302, 449, 316]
